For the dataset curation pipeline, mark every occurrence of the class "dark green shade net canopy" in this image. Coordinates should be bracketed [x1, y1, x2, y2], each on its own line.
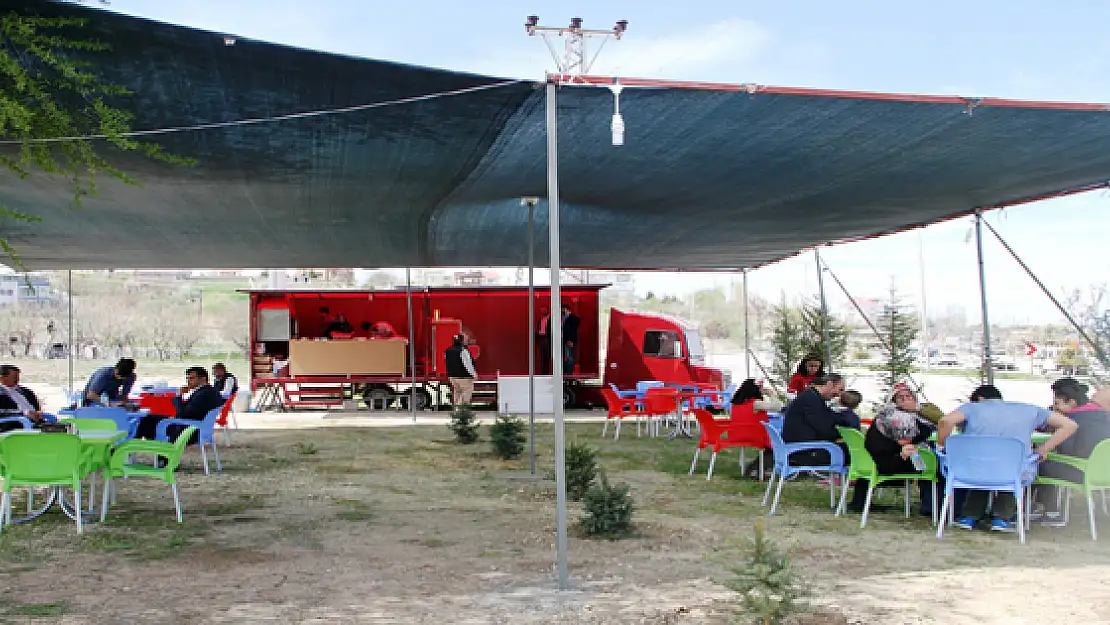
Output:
[3, 0, 1110, 270]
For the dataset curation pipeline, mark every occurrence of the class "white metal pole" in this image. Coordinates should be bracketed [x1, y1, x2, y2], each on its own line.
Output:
[815, 248, 833, 369]
[67, 269, 74, 395]
[406, 267, 417, 422]
[974, 212, 994, 385]
[528, 200, 536, 475]
[743, 269, 751, 379]
[918, 231, 930, 373]
[546, 81, 569, 591]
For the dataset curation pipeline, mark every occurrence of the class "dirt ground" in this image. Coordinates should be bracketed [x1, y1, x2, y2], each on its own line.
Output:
[1, 421, 1108, 624]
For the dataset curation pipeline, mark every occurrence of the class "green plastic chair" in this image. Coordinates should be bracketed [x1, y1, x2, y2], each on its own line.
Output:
[58, 417, 120, 432]
[0, 433, 93, 534]
[58, 418, 128, 512]
[836, 426, 939, 528]
[99, 426, 197, 524]
[1032, 439, 1110, 540]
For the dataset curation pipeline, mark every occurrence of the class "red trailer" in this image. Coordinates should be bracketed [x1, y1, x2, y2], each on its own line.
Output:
[244, 285, 603, 410]
[242, 285, 727, 411]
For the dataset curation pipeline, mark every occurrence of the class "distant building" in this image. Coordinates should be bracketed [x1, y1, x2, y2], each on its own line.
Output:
[0, 275, 56, 305]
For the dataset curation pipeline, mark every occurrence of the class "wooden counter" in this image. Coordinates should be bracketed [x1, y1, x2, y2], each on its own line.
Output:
[289, 338, 407, 376]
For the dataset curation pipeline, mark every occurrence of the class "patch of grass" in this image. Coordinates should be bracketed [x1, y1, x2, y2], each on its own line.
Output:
[9, 601, 67, 617]
[315, 463, 364, 475]
[333, 498, 374, 522]
[203, 494, 268, 517]
[293, 441, 319, 455]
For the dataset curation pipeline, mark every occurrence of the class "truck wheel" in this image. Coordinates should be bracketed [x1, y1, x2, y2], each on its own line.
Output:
[363, 386, 394, 410]
[563, 387, 575, 408]
[400, 387, 433, 411]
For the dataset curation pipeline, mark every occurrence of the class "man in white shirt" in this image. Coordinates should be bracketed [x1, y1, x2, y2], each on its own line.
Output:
[445, 334, 477, 406]
[212, 362, 239, 399]
[0, 364, 46, 430]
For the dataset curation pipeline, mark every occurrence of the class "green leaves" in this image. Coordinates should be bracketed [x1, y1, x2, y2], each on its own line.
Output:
[0, 11, 192, 268]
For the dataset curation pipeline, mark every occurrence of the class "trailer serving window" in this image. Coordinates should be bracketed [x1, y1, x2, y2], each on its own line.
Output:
[684, 330, 706, 364]
[643, 330, 683, 359]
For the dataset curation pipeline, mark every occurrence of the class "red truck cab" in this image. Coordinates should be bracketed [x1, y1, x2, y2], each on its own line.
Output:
[602, 308, 727, 392]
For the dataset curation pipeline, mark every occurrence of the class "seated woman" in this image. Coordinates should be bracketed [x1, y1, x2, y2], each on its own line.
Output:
[730, 379, 782, 477]
[1035, 380, 1110, 522]
[730, 379, 783, 416]
[787, 354, 824, 395]
[864, 385, 938, 516]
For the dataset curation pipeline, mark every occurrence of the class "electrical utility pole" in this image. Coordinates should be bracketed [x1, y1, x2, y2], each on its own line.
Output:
[525, 15, 628, 82]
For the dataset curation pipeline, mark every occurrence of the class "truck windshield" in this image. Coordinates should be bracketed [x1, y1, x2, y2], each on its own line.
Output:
[684, 330, 705, 363]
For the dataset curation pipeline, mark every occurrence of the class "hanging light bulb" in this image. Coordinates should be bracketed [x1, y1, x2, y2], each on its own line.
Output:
[608, 83, 624, 147]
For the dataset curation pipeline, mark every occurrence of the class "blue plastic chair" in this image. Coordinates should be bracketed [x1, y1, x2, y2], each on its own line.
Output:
[636, 380, 664, 397]
[608, 383, 639, 400]
[72, 406, 138, 438]
[709, 383, 738, 411]
[936, 435, 1032, 544]
[154, 407, 222, 475]
[761, 422, 847, 515]
[0, 415, 33, 431]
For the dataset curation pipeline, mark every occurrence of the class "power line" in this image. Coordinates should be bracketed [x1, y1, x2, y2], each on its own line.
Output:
[0, 79, 525, 145]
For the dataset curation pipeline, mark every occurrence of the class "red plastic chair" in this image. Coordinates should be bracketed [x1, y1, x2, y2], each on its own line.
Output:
[216, 392, 237, 447]
[727, 400, 772, 481]
[643, 387, 682, 437]
[688, 408, 749, 480]
[599, 388, 645, 440]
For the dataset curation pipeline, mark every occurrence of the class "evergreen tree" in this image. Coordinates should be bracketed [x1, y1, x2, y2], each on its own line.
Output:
[800, 298, 850, 370]
[770, 301, 806, 383]
[724, 520, 806, 625]
[878, 284, 919, 395]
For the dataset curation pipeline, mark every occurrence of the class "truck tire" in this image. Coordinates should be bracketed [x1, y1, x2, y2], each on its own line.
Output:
[362, 385, 394, 410]
[563, 386, 575, 408]
[399, 387, 433, 411]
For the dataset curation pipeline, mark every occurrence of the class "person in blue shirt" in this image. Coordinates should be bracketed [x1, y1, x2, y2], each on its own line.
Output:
[937, 384, 1077, 533]
[81, 358, 137, 407]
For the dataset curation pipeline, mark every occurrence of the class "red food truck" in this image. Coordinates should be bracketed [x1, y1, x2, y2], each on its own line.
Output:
[242, 285, 726, 410]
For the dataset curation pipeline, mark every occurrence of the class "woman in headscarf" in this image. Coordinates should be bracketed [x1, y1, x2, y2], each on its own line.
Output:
[862, 384, 939, 516]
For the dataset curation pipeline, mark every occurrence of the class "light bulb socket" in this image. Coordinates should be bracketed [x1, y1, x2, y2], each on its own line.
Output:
[611, 113, 625, 146]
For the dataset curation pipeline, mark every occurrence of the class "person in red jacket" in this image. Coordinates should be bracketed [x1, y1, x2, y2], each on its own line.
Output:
[787, 354, 825, 394]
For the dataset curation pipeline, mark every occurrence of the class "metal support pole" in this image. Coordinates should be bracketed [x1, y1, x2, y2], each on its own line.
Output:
[918, 232, 930, 373]
[982, 218, 1110, 373]
[814, 248, 833, 369]
[546, 81, 569, 591]
[742, 269, 751, 379]
[406, 267, 417, 422]
[527, 199, 536, 475]
[67, 269, 74, 395]
[974, 212, 994, 385]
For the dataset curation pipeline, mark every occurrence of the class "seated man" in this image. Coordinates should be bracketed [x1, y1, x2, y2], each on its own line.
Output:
[212, 362, 238, 399]
[782, 373, 856, 454]
[0, 364, 47, 431]
[1034, 379, 1110, 523]
[938, 384, 1077, 533]
[782, 373, 869, 510]
[135, 366, 225, 445]
[82, 358, 137, 407]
